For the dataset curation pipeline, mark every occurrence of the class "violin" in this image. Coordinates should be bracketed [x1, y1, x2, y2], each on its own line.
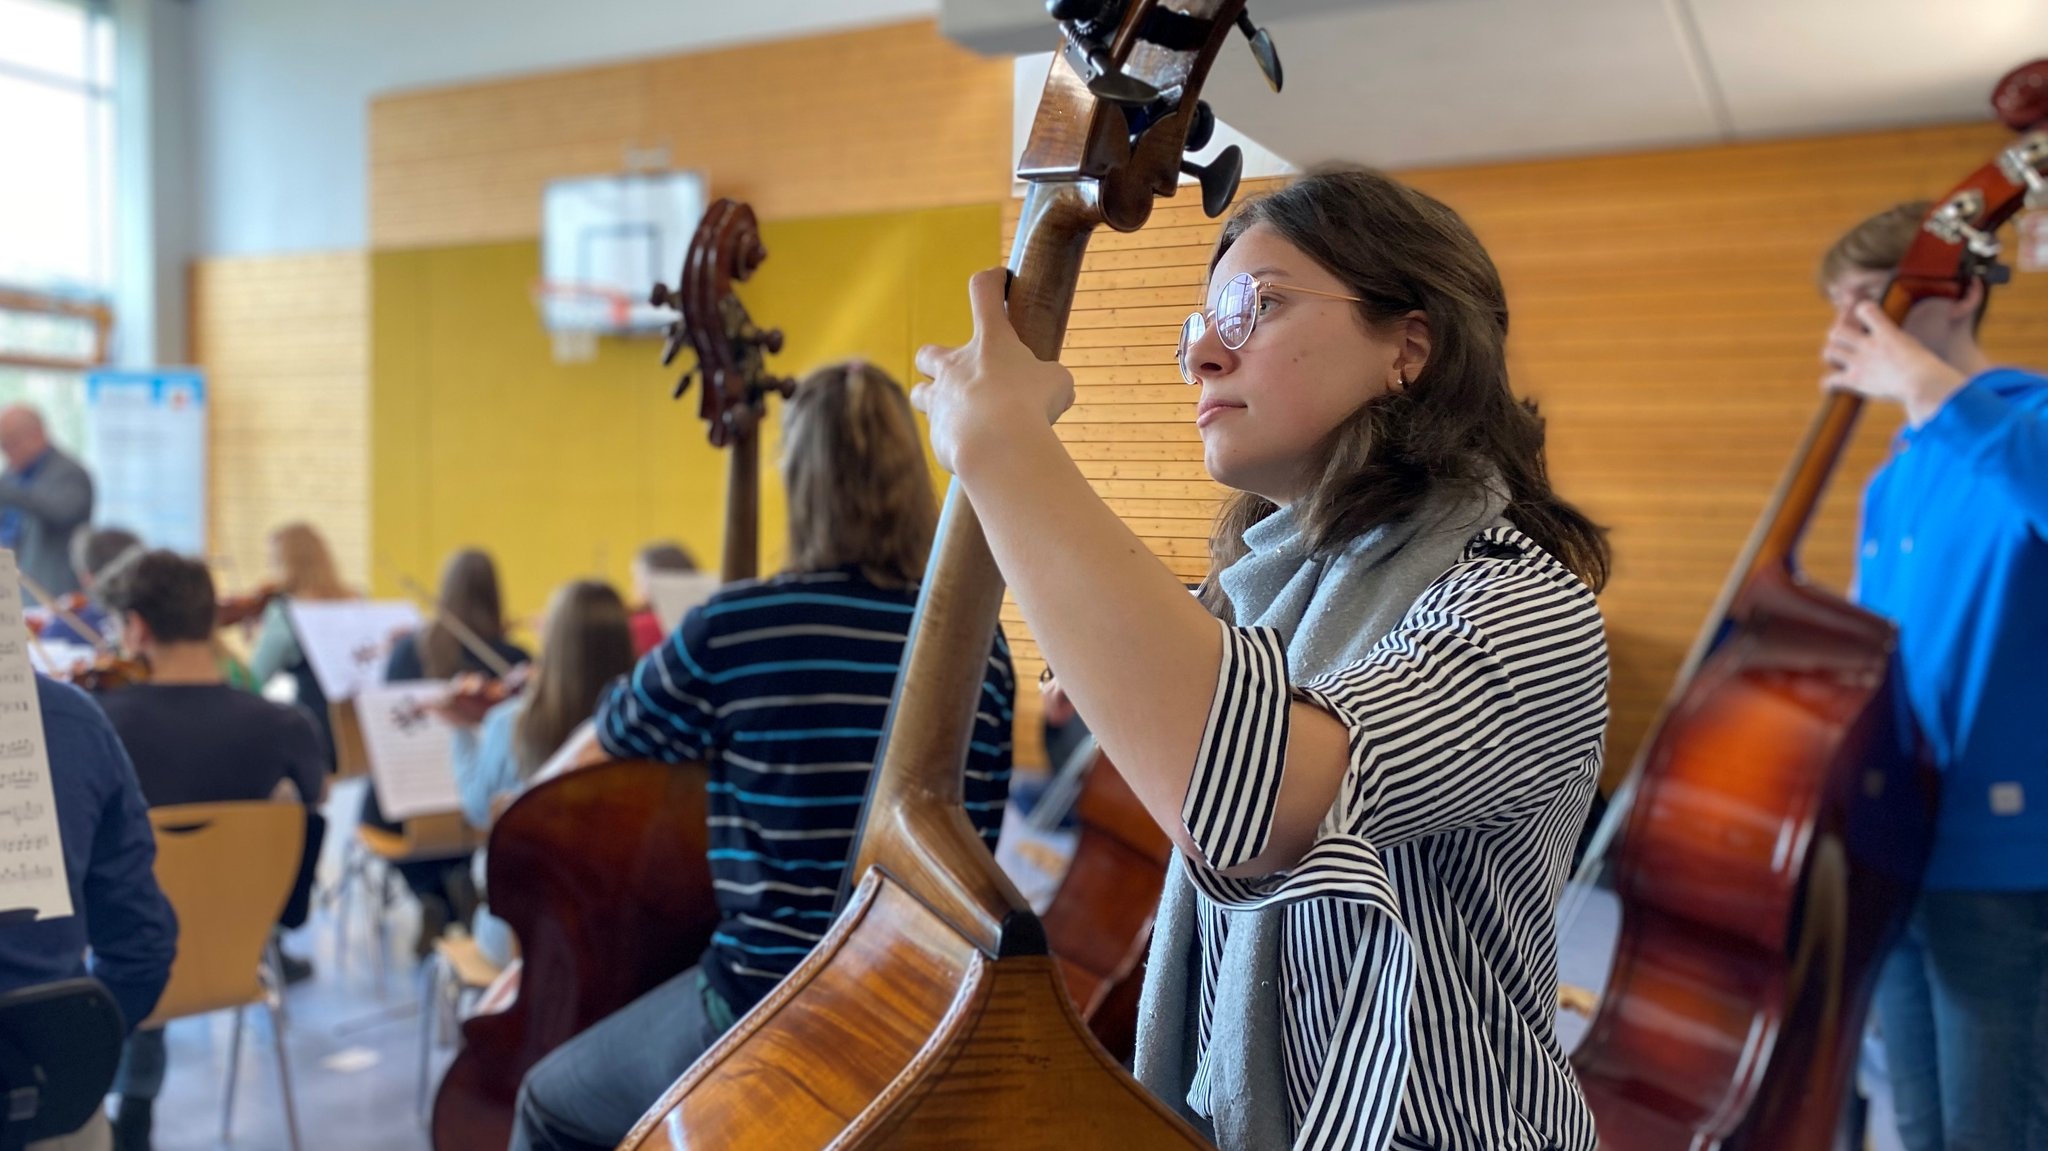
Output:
[432, 665, 533, 728]
[64, 652, 151, 693]
[620, 4, 1277, 1147]
[429, 200, 784, 1151]
[1569, 60, 2048, 1150]
[215, 582, 281, 629]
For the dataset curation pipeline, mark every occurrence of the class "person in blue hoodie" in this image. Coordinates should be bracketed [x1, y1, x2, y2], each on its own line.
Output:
[1819, 200, 2048, 1151]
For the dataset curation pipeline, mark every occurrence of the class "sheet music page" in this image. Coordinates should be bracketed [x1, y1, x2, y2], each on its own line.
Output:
[0, 551, 74, 920]
[647, 572, 722, 634]
[354, 680, 463, 821]
[286, 600, 425, 701]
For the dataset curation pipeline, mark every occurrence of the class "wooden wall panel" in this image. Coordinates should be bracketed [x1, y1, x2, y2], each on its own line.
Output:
[191, 250, 370, 594]
[369, 20, 1013, 249]
[1003, 120, 2048, 786]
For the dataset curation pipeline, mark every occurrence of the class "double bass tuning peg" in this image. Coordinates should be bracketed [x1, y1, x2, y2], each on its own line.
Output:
[1235, 10, 1283, 93]
[1046, 0, 1160, 107]
[1183, 145, 1244, 219]
[1184, 101, 1216, 153]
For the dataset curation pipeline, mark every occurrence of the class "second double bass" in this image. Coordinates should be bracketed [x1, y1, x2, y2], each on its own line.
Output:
[1571, 61, 2048, 1149]
[430, 200, 787, 1151]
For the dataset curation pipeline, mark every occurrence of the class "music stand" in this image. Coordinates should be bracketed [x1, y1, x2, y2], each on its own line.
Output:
[0, 978, 123, 1151]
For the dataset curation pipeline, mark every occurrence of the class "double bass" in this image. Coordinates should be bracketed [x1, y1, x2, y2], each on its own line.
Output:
[430, 199, 792, 1151]
[621, 3, 1280, 1146]
[1570, 61, 2048, 1149]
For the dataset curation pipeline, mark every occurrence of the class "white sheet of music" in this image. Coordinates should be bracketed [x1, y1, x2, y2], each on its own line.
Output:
[355, 680, 462, 821]
[286, 599, 424, 702]
[648, 572, 722, 634]
[0, 551, 74, 921]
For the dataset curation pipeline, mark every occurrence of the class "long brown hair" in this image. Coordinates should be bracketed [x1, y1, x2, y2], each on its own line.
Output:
[271, 521, 352, 601]
[421, 548, 509, 680]
[1202, 166, 1609, 597]
[780, 361, 936, 588]
[514, 580, 635, 778]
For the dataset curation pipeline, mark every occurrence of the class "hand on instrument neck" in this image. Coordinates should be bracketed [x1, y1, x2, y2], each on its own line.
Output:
[1822, 280, 1993, 427]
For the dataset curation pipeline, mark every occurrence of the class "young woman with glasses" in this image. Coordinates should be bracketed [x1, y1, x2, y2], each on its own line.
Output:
[913, 165, 1613, 1151]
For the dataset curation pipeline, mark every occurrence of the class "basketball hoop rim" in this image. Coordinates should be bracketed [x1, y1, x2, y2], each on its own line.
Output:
[531, 278, 638, 330]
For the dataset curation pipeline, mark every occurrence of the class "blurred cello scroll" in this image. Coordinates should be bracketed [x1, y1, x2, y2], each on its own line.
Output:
[619, 3, 1284, 1147]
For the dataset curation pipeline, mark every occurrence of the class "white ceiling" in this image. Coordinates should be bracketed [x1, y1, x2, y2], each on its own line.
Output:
[951, 0, 2048, 170]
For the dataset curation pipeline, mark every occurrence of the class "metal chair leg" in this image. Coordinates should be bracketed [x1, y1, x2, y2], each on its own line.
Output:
[221, 1004, 246, 1141]
[333, 840, 359, 972]
[267, 998, 304, 1151]
[416, 955, 440, 1122]
[374, 863, 394, 988]
[264, 936, 291, 1031]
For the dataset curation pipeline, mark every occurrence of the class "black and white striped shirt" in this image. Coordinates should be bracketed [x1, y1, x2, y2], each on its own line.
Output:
[1180, 526, 1606, 1150]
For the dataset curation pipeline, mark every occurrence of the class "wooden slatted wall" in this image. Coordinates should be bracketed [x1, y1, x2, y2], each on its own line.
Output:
[191, 250, 371, 591]
[369, 19, 1014, 249]
[1004, 121, 2048, 785]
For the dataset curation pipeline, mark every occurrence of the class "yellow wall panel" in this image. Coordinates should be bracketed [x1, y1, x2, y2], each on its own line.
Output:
[367, 203, 1016, 752]
[192, 250, 370, 594]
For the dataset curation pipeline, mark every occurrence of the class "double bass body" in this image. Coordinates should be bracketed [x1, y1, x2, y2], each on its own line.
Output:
[1575, 565, 1936, 1148]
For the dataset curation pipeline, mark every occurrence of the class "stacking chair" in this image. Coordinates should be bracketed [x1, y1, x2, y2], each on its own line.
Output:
[143, 801, 306, 1151]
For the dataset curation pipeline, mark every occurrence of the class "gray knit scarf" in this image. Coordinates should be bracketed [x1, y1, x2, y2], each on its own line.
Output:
[1133, 480, 1508, 1150]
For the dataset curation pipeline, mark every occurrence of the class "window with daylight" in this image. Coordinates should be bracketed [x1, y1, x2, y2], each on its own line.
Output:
[0, 0, 115, 446]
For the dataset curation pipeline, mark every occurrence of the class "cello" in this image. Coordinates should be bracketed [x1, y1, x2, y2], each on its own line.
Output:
[1569, 61, 2048, 1149]
[429, 199, 792, 1151]
[620, 4, 1279, 1147]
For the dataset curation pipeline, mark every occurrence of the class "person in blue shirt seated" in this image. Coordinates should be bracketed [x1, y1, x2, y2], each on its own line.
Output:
[508, 361, 1016, 1151]
[1819, 201, 2048, 1151]
[440, 577, 637, 968]
[0, 675, 177, 1151]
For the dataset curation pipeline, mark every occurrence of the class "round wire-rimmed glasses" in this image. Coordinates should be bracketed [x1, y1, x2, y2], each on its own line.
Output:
[1177, 272, 1364, 385]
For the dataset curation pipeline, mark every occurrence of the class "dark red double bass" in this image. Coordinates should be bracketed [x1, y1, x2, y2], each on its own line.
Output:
[1571, 62, 2048, 1149]
[430, 199, 792, 1151]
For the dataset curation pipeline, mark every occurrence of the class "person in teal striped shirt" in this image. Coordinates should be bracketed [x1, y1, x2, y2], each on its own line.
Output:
[511, 360, 1014, 1151]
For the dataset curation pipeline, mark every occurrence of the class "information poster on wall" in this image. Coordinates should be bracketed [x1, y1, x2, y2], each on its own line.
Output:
[83, 370, 207, 555]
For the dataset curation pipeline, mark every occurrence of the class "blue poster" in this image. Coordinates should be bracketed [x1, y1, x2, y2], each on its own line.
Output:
[83, 370, 207, 555]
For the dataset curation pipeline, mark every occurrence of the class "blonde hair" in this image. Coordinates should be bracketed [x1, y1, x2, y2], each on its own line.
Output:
[1819, 201, 1932, 289]
[515, 580, 635, 778]
[780, 361, 936, 588]
[271, 522, 352, 601]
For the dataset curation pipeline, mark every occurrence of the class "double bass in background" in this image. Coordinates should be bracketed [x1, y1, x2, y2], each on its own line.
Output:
[620, 2, 1279, 1146]
[1568, 60, 2048, 1150]
[428, 199, 787, 1151]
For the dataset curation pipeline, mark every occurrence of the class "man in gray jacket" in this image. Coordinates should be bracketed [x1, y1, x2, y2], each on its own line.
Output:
[0, 406, 94, 601]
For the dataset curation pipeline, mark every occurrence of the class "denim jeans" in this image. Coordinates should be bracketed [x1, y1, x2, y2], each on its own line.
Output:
[510, 965, 729, 1151]
[1874, 890, 2048, 1151]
